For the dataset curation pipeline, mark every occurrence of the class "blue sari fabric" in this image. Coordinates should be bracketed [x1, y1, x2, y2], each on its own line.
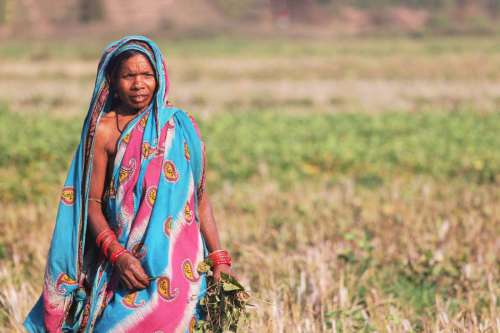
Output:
[24, 35, 207, 333]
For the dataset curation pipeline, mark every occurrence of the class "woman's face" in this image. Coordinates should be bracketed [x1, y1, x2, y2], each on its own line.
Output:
[114, 53, 157, 112]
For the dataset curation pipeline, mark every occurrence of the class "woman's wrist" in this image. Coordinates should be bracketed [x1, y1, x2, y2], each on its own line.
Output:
[95, 228, 130, 264]
[96, 229, 115, 247]
[106, 241, 121, 256]
[110, 247, 128, 265]
[208, 249, 232, 267]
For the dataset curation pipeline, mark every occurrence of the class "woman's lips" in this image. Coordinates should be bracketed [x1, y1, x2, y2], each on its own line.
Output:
[130, 95, 148, 103]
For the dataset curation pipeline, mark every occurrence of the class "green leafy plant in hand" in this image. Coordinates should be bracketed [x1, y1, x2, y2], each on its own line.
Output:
[195, 259, 251, 333]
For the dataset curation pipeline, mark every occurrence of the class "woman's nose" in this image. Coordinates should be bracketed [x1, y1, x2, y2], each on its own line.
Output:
[132, 77, 145, 89]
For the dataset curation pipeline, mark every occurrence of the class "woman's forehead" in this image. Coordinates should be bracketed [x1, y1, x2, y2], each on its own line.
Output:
[119, 53, 155, 72]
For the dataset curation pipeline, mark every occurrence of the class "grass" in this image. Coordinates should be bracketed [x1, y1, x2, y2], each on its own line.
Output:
[4, 35, 500, 60]
[0, 36, 499, 332]
[203, 109, 499, 188]
[0, 105, 498, 332]
[0, 107, 81, 202]
[1, 106, 498, 203]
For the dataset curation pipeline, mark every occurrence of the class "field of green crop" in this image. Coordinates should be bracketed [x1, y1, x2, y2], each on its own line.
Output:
[0, 36, 499, 332]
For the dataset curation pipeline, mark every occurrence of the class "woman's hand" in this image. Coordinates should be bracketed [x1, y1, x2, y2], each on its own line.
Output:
[213, 264, 235, 281]
[115, 252, 150, 290]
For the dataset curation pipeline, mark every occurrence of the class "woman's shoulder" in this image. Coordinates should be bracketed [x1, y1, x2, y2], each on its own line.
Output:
[94, 112, 120, 153]
[172, 108, 202, 138]
[96, 112, 116, 135]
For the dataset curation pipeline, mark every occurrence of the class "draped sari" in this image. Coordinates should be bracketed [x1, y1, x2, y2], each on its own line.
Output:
[24, 36, 207, 333]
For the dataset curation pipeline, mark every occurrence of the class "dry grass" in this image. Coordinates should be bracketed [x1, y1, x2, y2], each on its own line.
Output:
[1, 180, 498, 332]
[0, 36, 499, 332]
[4, 37, 500, 118]
[224, 180, 499, 332]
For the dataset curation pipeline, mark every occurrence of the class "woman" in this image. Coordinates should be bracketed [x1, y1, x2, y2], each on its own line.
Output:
[24, 35, 232, 332]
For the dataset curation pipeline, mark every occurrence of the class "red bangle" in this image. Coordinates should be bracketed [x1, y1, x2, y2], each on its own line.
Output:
[96, 229, 115, 248]
[110, 247, 128, 265]
[101, 237, 115, 258]
[208, 249, 232, 267]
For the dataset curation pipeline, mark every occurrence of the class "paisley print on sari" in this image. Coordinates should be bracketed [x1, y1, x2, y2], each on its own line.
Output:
[61, 187, 75, 205]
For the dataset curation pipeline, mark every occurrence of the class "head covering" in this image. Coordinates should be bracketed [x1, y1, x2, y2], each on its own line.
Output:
[24, 35, 207, 333]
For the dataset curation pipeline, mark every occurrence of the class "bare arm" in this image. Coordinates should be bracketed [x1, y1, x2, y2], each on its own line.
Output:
[198, 191, 222, 252]
[87, 120, 149, 290]
[198, 190, 233, 279]
[87, 123, 112, 238]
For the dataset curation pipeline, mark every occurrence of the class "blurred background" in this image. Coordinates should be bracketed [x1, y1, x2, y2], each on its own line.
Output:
[5, 0, 500, 36]
[0, 1, 499, 332]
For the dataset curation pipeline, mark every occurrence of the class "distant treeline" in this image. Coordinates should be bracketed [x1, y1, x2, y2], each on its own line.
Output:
[3, 0, 500, 36]
[269, 0, 500, 34]
[344, 0, 500, 10]
[292, 0, 497, 10]
[274, 0, 500, 18]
